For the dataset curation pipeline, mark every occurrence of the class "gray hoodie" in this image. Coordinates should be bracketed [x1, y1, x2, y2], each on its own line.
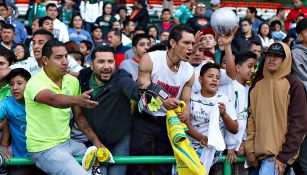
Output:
[292, 44, 307, 91]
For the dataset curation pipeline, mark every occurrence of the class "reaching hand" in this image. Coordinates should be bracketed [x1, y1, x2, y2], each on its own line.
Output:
[218, 25, 239, 46]
[78, 89, 99, 108]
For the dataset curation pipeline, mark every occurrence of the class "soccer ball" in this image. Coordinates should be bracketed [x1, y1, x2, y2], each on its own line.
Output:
[211, 8, 238, 36]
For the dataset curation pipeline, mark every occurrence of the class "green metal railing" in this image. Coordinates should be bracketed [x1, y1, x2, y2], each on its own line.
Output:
[4, 156, 246, 175]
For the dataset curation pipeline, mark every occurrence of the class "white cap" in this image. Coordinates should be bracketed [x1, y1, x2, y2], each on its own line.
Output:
[210, 0, 221, 5]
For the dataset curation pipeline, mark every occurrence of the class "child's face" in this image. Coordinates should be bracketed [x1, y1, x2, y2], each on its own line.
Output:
[80, 43, 89, 56]
[10, 75, 28, 102]
[236, 58, 256, 83]
[92, 28, 102, 40]
[199, 68, 220, 95]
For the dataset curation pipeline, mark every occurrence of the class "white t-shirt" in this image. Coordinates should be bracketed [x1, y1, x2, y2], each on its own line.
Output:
[189, 91, 237, 149]
[10, 55, 83, 76]
[225, 80, 249, 150]
[53, 19, 69, 43]
[145, 50, 194, 116]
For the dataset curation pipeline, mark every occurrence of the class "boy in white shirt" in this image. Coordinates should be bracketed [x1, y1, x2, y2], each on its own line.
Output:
[185, 63, 238, 173]
[222, 51, 257, 173]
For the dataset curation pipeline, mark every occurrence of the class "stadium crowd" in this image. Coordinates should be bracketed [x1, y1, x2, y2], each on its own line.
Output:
[0, 0, 305, 174]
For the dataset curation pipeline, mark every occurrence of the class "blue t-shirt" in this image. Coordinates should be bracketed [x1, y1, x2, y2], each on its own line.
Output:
[0, 96, 28, 157]
[68, 28, 93, 46]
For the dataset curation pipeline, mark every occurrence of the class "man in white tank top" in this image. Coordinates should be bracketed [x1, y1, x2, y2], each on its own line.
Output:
[129, 25, 195, 175]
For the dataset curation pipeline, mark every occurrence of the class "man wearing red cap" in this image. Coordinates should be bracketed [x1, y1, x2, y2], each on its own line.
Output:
[201, 27, 222, 64]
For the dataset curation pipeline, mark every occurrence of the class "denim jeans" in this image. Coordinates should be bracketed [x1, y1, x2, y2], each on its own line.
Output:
[100, 133, 130, 175]
[30, 139, 87, 175]
[259, 156, 275, 175]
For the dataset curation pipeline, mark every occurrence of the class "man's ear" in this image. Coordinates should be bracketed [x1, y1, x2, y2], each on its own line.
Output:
[42, 56, 48, 66]
[169, 39, 176, 49]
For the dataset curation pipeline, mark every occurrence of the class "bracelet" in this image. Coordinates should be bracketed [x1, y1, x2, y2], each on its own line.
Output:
[1, 144, 8, 148]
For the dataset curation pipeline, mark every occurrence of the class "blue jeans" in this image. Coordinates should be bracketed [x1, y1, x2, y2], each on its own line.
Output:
[100, 133, 130, 175]
[259, 157, 275, 175]
[30, 139, 87, 175]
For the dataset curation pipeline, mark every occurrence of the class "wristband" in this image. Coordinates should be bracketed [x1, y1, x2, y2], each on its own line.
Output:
[1, 144, 8, 148]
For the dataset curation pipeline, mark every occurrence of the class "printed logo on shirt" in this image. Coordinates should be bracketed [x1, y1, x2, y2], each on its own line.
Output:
[237, 108, 248, 120]
[157, 80, 180, 98]
[99, 22, 109, 26]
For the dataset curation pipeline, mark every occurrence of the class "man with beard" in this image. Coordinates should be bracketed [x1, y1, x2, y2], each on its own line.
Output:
[78, 45, 140, 175]
[129, 24, 195, 175]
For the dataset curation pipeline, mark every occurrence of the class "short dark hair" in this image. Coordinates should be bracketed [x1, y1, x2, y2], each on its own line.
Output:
[0, 47, 16, 65]
[132, 34, 150, 47]
[80, 40, 93, 51]
[248, 7, 257, 16]
[33, 29, 54, 40]
[162, 8, 171, 15]
[109, 28, 122, 40]
[168, 24, 194, 49]
[235, 51, 257, 65]
[118, 6, 127, 13]
[0, 3, 8, 10]
[136, 0, 146, 6]
[39, 16, 53, 27]
[200, 63, 220, 76]
[2, 24, 15, 32]
[133, 27, 145, 35]
[248, 39, 262, 49]
[276, 8, 285, 15]
[91, 46, 114, 60]
[91, 26, 102, 33]
[42, 39, 66, 58]
[5, 68, 31, 84]
[241, 18, 253, 25]
[296, 18, 307, 34]
[123, 20, 133, 29]
[147, 41, 168, 52]
[46, 3, 57, 11]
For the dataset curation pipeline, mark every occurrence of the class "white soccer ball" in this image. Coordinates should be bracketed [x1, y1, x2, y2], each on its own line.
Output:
[211, 8, 238, 36]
